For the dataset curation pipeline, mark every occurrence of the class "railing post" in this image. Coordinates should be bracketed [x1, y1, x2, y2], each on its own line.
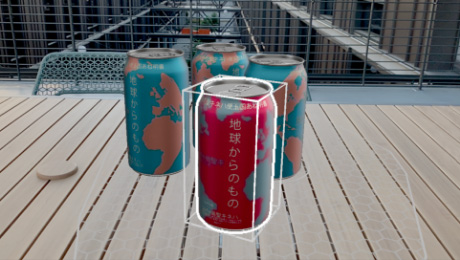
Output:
[129, 0, 135, 49]
[189, 0, 194, 82]
[305, 0, 315, 74]
[7, 0, 21, 80]
[418, 0, 438, 90]
[361, 0, 375, 86]
[67, 0, 76, 51]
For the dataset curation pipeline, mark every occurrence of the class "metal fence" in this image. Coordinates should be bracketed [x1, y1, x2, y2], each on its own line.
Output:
[1, 0, 460, 87]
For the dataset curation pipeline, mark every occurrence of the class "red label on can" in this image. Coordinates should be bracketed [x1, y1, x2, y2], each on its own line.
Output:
[197, 94, 274, 230]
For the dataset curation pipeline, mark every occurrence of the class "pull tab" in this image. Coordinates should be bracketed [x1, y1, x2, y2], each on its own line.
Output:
[228, 84, 254, 95]
[212, 46, 226, 52]
[255, 59, 273, 65]
[235, 84, 252, 89]
[149, 52, 172, 58]
[149, 53, 162, 58]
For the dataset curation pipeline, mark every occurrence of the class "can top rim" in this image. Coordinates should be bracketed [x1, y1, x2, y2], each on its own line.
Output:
[197, 43, 246, 53]
[249, 54, 305, 66]
[127, 48, 184, 59]
[202, 77, 272, 98]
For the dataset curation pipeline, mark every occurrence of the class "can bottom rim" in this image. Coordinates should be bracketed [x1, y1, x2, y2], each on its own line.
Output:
[131, 167, 184, 177]
[274, 167, 303, 180]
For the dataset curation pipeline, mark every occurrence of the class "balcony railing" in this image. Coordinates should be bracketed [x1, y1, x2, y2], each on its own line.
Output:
[1, 0, 459, 88]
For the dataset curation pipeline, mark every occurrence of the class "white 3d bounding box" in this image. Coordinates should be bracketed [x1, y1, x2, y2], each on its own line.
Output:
[182, 75, 288, 242]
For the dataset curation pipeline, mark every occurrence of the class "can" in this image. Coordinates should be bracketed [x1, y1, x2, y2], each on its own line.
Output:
[124, 48, 189, 176]
[191, 43, 249, 147]
[196, 77, 276, 230]
[246, 54, 308, 179]
[192, 43, 249, 84]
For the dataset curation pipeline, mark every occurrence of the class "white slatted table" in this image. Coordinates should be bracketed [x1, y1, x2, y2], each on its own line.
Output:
[0, 97, 459, 259]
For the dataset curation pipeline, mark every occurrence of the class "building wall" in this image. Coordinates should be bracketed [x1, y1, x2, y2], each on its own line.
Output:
[239, 0, 460, 74]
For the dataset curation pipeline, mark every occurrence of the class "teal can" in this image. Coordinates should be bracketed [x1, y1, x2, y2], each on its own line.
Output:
[191, 43, 249, 147]
[246, 54, 308, 179]
[123, 48, 189, 175]
[192, 43, 248, 84]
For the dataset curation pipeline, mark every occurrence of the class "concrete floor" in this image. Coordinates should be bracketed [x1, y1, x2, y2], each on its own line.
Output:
[309, 86, 460, 106]
[1, 80, 460, 105]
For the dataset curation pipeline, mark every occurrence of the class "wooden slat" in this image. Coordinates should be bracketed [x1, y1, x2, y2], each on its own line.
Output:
[303, 106, 373, 259]
[307, 104, 412, 259]
[142, 173, 193, 260]
[0, 97, 26, 116]
[258, 183, 297, 260]
[399, 106, 460, 161]
[0, 98, 62, 149]
[361, 105, 460, 219]
[0, 98, 78, 156]
[283, 173, 335, 259]
[25, 126, 129, 260]
[221, 234, 257, 260]
[0, 101, 123, 259]
[63, 155, 140, 260]
[0, 98, 458, 260]
[142, 104, 198, 259]
[323, 104, 434, 259]
[0, 99, 88, 200]
[381, 106, 460, 185]
[0, 97, 10, 105]
[142, 108, 196, 259]
[0, 97, 45, 131]
[344, 104, 453, 259]
[416, 106, 460, 143]
[103, 175, 166, 260]
[450, 106, 460, 115]
[354, 105, 459, 258]
[434, 106, 460, 129]
[182, 201, 220, 260]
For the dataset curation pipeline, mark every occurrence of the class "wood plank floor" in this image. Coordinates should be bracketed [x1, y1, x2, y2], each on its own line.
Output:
[0, 97, 459, 259]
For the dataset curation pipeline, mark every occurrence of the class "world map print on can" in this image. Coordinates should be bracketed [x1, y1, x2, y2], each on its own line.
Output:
[246, 54, 308, 179]
[124, 48, 189, 176]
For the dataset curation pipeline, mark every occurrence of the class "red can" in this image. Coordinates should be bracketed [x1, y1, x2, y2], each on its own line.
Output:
[196, 77, 276, 231]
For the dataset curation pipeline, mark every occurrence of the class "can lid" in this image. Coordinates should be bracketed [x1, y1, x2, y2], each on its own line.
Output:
[127, 48, 184, 59]
[249, 54, 304, 66]
[202, 78, 272, 98]
[197, 43, 246, 53]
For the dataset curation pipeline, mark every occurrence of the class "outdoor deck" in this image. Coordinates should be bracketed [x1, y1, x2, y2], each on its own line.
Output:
[0, 97, 459, 259]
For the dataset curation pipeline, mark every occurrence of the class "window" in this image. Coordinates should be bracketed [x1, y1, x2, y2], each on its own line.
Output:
[320, 0, 335, 16]
[355, 0, 384, 35]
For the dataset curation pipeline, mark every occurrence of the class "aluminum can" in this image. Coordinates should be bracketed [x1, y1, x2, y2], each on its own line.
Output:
[192, 43, 249, 147]
[197, 77, 275, 230]
[192, 43, 249, 84]
[246, 54, 308, 179]
[124, 48, 189, 176]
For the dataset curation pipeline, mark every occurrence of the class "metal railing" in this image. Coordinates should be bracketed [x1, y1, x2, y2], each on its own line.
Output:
[1, 0, 459, 88]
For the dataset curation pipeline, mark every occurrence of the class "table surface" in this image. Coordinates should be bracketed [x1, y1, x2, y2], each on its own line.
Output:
[0, 96, 459, 260]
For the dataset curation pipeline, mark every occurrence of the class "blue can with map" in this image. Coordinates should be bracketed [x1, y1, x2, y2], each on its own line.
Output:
[124, 48, 189, 176]
[246, 54, 308, 179]
[191, 43, 249, 147]
[192, 43, 248, 84]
